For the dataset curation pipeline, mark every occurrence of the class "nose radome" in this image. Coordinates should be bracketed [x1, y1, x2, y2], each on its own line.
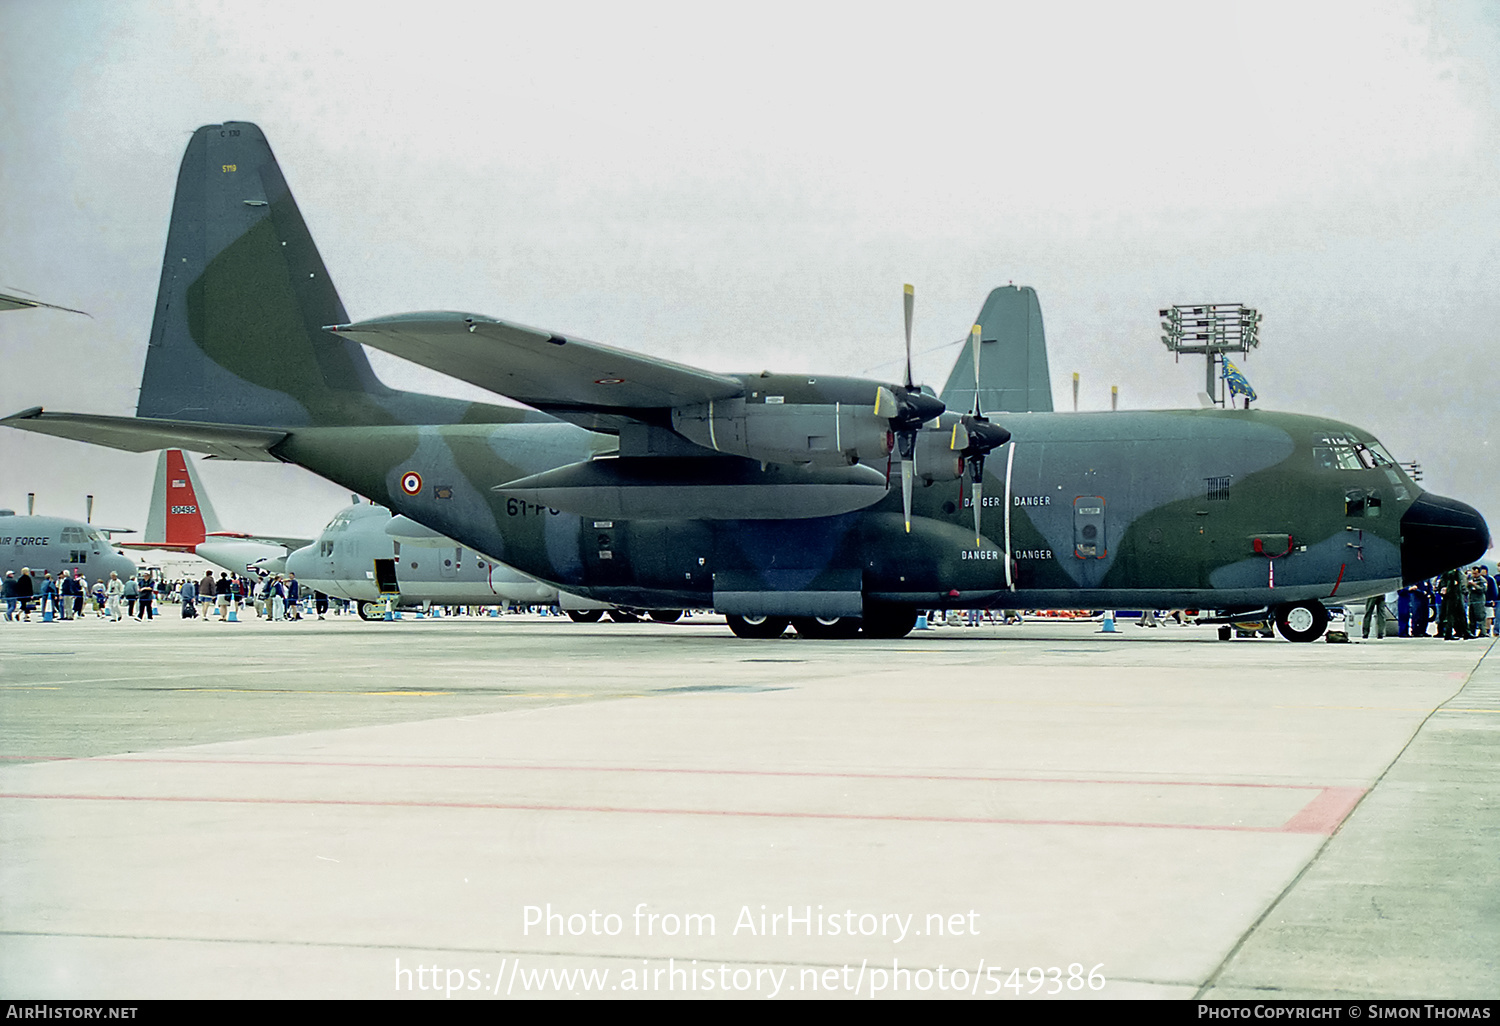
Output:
[1401, 492, 1491, 584]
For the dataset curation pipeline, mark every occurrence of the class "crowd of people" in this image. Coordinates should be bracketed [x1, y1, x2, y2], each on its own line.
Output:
[6, 563, 1499, 636]
[1, 567, 346, 623]
[1361, 565, 1498, 640]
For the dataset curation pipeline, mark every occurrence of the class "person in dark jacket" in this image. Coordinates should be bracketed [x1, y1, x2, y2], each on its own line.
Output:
[1439, 569, 1469, 640]
[135, 573, 155, 621]
[40, 572, 58, 621]
[60, 571, 81, 620]
[17, 569, 35, 621]
[1480, 567, 1497, 637]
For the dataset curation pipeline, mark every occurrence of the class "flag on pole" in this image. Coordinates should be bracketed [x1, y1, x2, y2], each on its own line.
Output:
[1223, 360, 1257, 403]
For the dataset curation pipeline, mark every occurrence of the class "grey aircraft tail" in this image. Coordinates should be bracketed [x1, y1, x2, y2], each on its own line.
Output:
[938, 285, 1053, 414]
[135, 122, 529, 430]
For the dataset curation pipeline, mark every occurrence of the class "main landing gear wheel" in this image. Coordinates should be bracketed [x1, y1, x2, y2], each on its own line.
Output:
[357, 601, 381, 622]
[861, 605, 919, 639]
[1274, 601, 1329, 643]
[648, 609, 684, 623]
[791, 616, 861, 639]
[566, 609, 604, 623]
[606, 609, 641, 623]
[726, 614, 790, 639]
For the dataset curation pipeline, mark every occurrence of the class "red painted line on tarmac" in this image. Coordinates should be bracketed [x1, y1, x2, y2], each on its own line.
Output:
[0, 754, 1330, 792]
[0, 790, 1340, 834]
[1276, 786, 1366, 834]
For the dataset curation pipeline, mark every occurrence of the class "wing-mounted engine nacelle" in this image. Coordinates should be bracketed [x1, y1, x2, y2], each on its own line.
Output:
[913, 417, 968, 483]
[671, 398, 892, 467]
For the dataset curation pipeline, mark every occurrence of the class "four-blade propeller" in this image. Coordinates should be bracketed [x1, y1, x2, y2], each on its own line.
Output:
[875, 285, 1011, 540]
[949, 324, 1012, 544]
[874, 284, 947, 532]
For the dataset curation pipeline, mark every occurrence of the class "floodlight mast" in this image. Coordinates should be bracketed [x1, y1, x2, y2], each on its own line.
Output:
[1159, 304, 1261, 406]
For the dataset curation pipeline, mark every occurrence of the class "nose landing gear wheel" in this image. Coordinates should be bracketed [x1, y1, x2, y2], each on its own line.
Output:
[357, 601, 381, 622]
[1274, 601, 1329, 643]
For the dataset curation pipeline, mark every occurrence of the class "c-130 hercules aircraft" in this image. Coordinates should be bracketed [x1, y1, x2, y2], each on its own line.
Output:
[3, 123, 1489, 640]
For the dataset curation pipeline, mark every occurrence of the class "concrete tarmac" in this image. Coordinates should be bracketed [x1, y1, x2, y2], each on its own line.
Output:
[0, 608, 1494, 1000]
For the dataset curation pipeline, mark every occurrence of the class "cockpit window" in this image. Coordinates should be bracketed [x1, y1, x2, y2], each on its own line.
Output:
[1361, 441, 1397, 468]
[1313, 433, 1396, 472]
[324, 513, 353, 532]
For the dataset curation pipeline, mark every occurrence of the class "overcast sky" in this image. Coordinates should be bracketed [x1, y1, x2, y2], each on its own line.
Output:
[1, 0, 1496, 544]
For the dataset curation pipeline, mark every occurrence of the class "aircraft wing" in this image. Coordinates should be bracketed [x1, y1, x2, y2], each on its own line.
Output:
[1, 408, 286, 461]
[331, 312, 743, 431]
[206, 531, 314, 551]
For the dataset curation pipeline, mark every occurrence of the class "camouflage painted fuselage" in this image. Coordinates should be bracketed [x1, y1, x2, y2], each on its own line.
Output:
[276, 406, 1410, 611]
[8, 122, 1484, 625]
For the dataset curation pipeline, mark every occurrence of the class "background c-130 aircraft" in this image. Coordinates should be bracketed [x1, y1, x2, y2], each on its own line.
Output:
[2, 122, 1490, 641]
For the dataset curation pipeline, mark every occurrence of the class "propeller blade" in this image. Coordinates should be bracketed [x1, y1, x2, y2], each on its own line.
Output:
[874, 385, 899, 419]
[903, 284, 915, 389]
[971, 472, 984, 545]
[901, 457, 914, 533]
[970, 324, 983, 416]
[950, 422, 969, 451]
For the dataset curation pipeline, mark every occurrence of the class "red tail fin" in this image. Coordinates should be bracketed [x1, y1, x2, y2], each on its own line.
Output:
[163, 449, 208, 547]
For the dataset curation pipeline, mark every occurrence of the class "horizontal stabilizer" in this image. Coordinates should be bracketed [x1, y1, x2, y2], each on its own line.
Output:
[332, 312, 744, 429]
[1, 408, 286, 461]
[0, 290, 91, 317]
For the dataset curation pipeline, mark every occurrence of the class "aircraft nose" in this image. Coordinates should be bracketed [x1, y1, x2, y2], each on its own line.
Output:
[1401, 492, 1490, 583]
[285, 547, 311, 577]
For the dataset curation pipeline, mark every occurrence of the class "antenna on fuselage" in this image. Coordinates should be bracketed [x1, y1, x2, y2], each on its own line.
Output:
[27, 492, 34, 516]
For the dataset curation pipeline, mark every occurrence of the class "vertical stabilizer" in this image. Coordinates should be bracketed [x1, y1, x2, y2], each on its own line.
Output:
[144, 449, 221, 547]
[132, 122, 543, 432]
[939, 286, 1053, 413]
[137, 122, 392, 425]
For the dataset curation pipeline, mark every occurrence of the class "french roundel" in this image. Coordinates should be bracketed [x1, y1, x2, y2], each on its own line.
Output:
[400, 471, 423, 495]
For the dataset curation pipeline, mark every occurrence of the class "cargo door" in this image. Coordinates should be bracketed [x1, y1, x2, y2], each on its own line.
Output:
[373, 558, 400, 596]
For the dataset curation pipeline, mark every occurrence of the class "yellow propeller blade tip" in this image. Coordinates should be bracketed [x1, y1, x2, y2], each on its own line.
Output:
[904, 283, 914, 295]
